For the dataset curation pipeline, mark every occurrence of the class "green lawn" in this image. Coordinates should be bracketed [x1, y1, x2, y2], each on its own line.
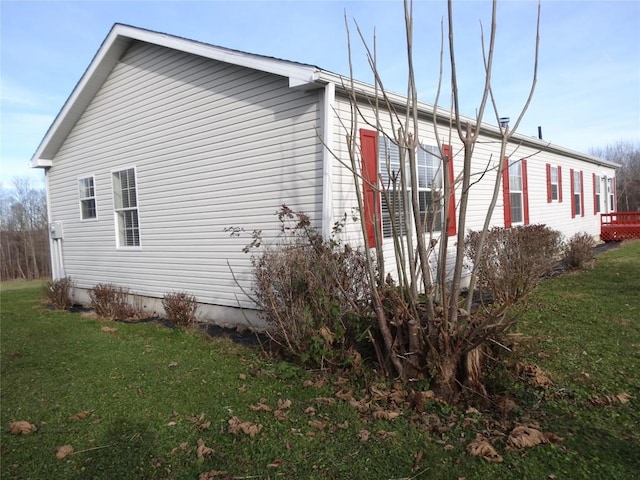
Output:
[1, 242, 639, 479]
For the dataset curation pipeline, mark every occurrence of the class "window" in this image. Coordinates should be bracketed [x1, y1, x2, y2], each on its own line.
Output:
[378, 138, 443, 238]
[78, 176, 97, 220]
[509, 161, 524, 224]
[112, 168, 140, 247]
[608, 178, 615, 212]
[546, 164, 562, 203]
[594, 174, 601, 214]
[570, 169, 584, 218]
[503, 158, 529, 227]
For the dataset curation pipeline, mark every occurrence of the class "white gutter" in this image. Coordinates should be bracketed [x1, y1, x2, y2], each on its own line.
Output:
[321, 82, 335, 239]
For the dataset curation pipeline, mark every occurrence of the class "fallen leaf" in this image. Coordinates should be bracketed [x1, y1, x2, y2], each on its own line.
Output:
[376, 430, 398, 439]
[507, 425, 549, 448]
[372, 409, 401, 421]
[100, 326, 117, 334]
[238, 374, 247, 381]
[166, 421, 177, 427]
[170, 442, 188, 454]
[227, 416, 262, 437]
[266, 459, 283, 468]
[358, 429, 371, 442]
[335, 389, 354, 401]
[273, 410, 287, 421]
[198, 470, 228, 479]
[308, 420, 327, 430]
[9, 421, 37, 435]
[336, 420, 349, 429]
[318, 326, 334, 345]
[250, 402, 272, 412]
[237, 385, 247, 393]
[69, 411, 90, 421]
[197, 420, 211, 431]
[314, 397, 336, 405]
[443, 444, 455, 451]
[466, 439, 503, 463]
[168, 361, 179, 368]
[277, 399, 292, 410]
[304, 406, 317, 416]
[196, 438, 213, 458]
[56, 445, 74, 459]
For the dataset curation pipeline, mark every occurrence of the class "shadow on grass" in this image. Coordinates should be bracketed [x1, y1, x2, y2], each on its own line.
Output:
[74, 420, 159, 480]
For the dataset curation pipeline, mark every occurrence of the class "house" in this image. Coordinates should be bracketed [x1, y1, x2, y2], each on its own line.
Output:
[32, 24, 617, 326]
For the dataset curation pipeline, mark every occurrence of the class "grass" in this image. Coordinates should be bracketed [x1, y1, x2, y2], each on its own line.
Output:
[1, 242, 639, 479]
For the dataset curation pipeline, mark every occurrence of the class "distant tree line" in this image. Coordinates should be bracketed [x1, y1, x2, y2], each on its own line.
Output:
[1, 178, 50, 280]
[591, 141, 640, 212]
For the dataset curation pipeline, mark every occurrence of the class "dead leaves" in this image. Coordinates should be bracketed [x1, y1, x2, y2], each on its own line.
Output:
[8, 421, 37, 435]
[100, 326, 117, 334]
[519, 363, 553, 389]
[56, 444, 74, 459]
[588, 392, 632, 406]
[196, 438, 214, 459]
[69, 410, 91, 421]
[467, 437, 503, 463]
[506, 425, 549, 449]
[228, 416, 262, 437]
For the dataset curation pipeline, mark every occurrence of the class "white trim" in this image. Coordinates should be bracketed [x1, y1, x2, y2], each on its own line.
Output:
[321, 82, 335, 239]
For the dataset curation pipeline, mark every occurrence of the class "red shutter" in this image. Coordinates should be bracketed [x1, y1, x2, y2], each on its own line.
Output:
[502, 158, 511, 228]
[444, 144, 456, 237]
[613, 177, 617, 211]
[546, 163, 552, 203]
[580, 171, 585, 217]
[558, 166, 563, 202]
[592, 173, 598, 215]
[360, 129, 380, 248]
[522, 159, 530, 225]
[570, 168, 575, 218]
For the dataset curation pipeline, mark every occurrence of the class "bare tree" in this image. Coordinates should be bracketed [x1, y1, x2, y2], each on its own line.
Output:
[590, 141, 640, 211]
[343, 0, 541, 403]
[0, 178, 50, 280]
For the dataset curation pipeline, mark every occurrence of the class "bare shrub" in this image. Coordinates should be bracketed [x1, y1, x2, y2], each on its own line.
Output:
[89, 283, 134, 320]
[162, 291, 198, 326]
[465, 225, 563, 306]
[563, 232, 595, 270]
[245, 206, 372, 369]
[45, 276, 74, 310]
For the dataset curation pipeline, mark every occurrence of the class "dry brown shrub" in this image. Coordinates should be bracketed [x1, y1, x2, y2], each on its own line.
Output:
[563, 232, 596, 270]
[89, 283, 137, 320]
[465, 225, 563, 306]
[45, 277, 74, 310]
[162, 291, 198, 326]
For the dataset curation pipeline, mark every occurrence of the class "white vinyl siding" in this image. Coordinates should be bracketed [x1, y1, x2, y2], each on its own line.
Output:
[509, 160, 524, 224]
[112, 168, 140, 248]
[46, 41, 321, 310]
[78, 176, 97, 220]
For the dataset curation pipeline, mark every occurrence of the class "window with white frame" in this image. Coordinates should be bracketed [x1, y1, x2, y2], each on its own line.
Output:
[509, 160, 524, 224]
[112, 168, 140, 247]
[78, 176, 97, 220]
[550, 166, 559, 201]
[607, 178, 614, 211]
[378, 137, 442, 238]
[573, 170, 582, 216]
[594, 175, 601, 213]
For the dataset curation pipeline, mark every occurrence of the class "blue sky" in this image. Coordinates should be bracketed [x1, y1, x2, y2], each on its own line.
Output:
[1, 0, 639, 188]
